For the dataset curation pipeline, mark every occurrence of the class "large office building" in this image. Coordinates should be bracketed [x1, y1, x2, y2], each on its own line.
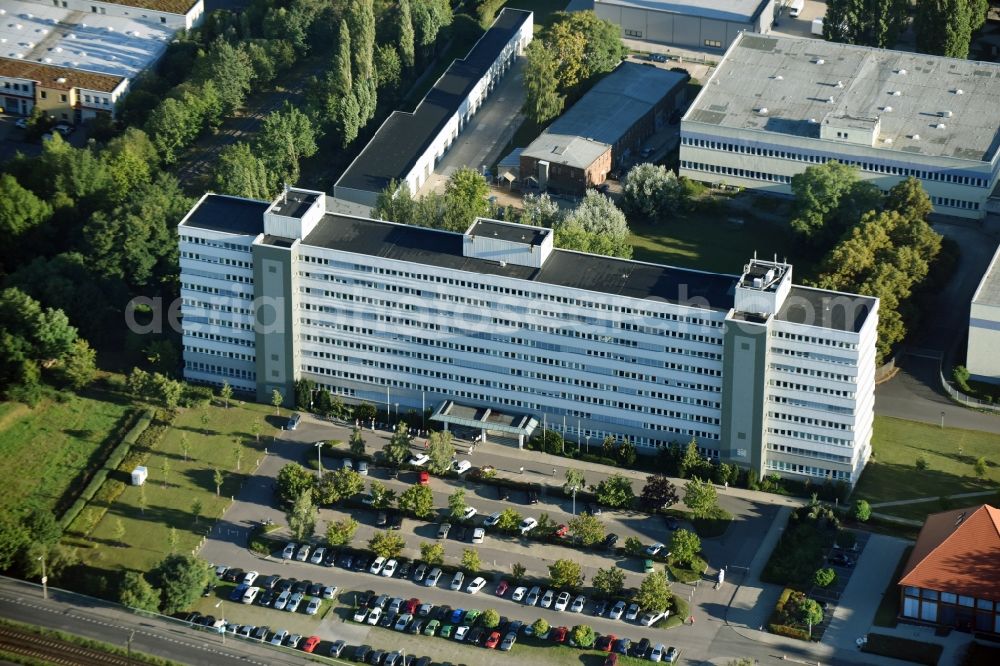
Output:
[0, 0, 202, 121]
[519, 62, 688, 194]
[334, 8, 532, 208]
[679, 33, 1000, 219]
[179, 187, 878, 486]
[968, 244, 1000, 384]
[593, 0, 775, 51]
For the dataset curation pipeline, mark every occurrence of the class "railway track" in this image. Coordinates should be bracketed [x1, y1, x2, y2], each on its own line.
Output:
[0, 625, 137, 666]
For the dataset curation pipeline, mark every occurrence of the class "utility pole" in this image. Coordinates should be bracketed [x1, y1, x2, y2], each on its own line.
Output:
[127, 630, 134, 661]
[38, 553, 47, 600]
[315, 441, 324, 478]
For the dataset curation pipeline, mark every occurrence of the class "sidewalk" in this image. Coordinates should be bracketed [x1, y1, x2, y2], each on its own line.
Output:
[724, 505, 789, 631]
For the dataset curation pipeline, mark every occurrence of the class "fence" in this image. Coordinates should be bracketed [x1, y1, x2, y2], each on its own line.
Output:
[939, 368, 1000, 413]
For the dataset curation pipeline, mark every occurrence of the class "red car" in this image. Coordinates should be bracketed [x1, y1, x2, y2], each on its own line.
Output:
[403, 598, 420, 615]
[604, 653, 618, 666]
[550, 626, 568, 643]
[301, 636, 321, 653]
[484, 631, 501, 649]
[596, 634, 617, 652]
[418, 471, 430, 485]
[495, 580, 510, 596]
[554, 524, 569, 538]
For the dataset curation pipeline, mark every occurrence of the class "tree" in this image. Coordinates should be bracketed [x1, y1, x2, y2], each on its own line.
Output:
[138, 484, 148, 516]
[111, 517, 127, 546]
[0, 515, 29, 570]
[369, 530, 406, 559]
[496, 508, 523, 533]
[564, 469, 586, 496]
[411, 0, 453, 48]
[511, 562, 527, 582]
[179, 434, 191, 463]
[257, 103, 319, 190]
[211, 468, 223, 497]
[635, 570, 672, 613]
[420, 541, 444, 566]
[916, 455, 930, 470]
[481, 608, 500, 629]
[168, 527, 179, 554]
[383, 422, 413, 465]
[616, 439, 637, 466]
[190, 497, 203, 523]
[349, 427, 366, 457]
[326, 517, 359, 546]
[798, 597, 824, 628]
[271, 389, 283, 415]
[448, 489, 468, 521]
[823, 0, 909, 48]
[145, 97, 198, 164]
[119, 571, 160, 612]
[595, 473, 634, 508]
[886, 177, 933, 226]
[683, 477, 719, 519]
[250, 418, 262, 443]
[369, 479, 397, 510]
[325, 20, 361, 147]
[556, 191, 633, 258]
[286, 489, 316, 541]
[57, 338, 97, 390]
[568, 512, 605, 546]
[461, 547, 481, 572]
[640, 474, 679, 511]
[199, 38, 254, 115]
[915, 0, 975, 58]
[276, 463, 313, 503]
[790, 161, 883, 248]
[161, 459, 171, 488]
[0, 174, 52, 246]
[624, 536, 644, 557]
[315, 468, 364, 505]
[975, 457, 989, 479]
[593, 566, 626, 598]
[523, 40, 564, 123]
[24, 508, 61, 547]
[814, 567, 837, 588]
[852, 499, 872, 522]
[531, 618, 549, 637]
[670, 529, 701, 567]
[396, 0, 416, 69]
[347, 0, 377, 124]
[442, 168, 490, 232]
[551, 10, 627, 82]
[622, 164, 687, 221]
[571, 624, 597, 649]
[148, 554, 209, 614]
[549, 558, 583, 589]
[398, 485, 434, 518]
[426, 430, 455, 474]
[520, 192, 561, 228]
[215, 142, 271, 199]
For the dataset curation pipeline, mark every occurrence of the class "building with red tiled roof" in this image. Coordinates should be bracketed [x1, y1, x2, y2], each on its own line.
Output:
[898, 504, 1000, 634]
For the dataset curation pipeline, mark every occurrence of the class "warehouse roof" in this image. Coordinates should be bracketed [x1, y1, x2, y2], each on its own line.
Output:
[594, 0, 772, 23]
[0, 57, 124, 92]
[685, 33, 1000, 162]
[335, 8, 531, 196]
[972, 244, 1000, 307]
[99, 0, 202, 15]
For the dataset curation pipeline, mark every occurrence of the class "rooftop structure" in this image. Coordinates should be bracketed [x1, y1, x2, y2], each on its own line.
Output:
[595, 0, 772, 23]
[687, 33, 1000, 162]
[335, 9, 532, 205]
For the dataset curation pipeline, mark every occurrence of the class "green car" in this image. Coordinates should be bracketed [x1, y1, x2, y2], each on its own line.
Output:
[440, 624, 454, 638]
[423, 619, 440, 636]
[464, 609, 481, 624]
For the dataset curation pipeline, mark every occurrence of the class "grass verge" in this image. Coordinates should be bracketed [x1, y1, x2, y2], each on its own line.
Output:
[863, 633, 943, 665]
[873, 545, 914, 628]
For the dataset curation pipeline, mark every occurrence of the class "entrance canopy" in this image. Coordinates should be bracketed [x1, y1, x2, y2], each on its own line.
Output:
[430, 401, 538, 448]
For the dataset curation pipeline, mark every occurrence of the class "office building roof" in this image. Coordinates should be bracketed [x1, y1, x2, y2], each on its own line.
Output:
[972, 243, 1000, 307]
[181, 195, 267, 235]
[594, 0, 772, 22]
[336, 8, 531, 196]
[776, 286, 875, 334]
[0, 0, 172, 82]
[270, 189, 320, 219]
[900, 505, 1000, 600]
[523, 62, 687, 168]
[686, 33, 1000, 162]
[468, 218, 550, 245]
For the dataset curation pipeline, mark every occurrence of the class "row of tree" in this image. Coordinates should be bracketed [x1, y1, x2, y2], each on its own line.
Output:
[824, 0, 989, 59]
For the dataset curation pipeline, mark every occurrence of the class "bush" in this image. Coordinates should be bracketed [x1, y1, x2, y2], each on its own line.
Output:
[853, 499, 871, 522]
[915, 456, 929, 470]
[813, 567, 836, 588]
[953, 365, 972, 393]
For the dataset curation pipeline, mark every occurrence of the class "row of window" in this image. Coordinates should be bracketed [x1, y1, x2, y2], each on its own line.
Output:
[184, 330, 253, 347]
[902, 587, 1000, 633]
[181, 282, 251, 300]
[185, 361, 255, 380]
[181, 235, 251, 252]
[772, 394, 854, 416]
[767, 443, 851, 464]
[81, 94, 112, 107]
[184, 345, 254, 362]
[770, 379, 855, 398]
[773, 346, 856, 367]
[772, 330, 857, 350]
[182, 298, 253, 316]
[181, 251, 253, 269]
[681, 160, 791, 184]
[931, 195, 981, 211]
[769, 411, 853, 431]
[772, 363, 856, 383]
[767, 427, 852, 447]
[681, 136, 991, 187]
[765, 459, 851, 481]
[2, 81, 30, 92]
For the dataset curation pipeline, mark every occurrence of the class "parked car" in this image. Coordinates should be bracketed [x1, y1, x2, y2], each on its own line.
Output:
[450, 571, 465, 591]
[329, 640, 346, 657]
[394, 614, 413, 631]
[413, 563, 428, 582]
[495, 580, 510, 596]
[626, 603, 640, 622]
[306, 597, 321, 615]
[525, 586, 542, 606]
[367, 608, 382, 625]
[302, 635, 321, 653]
[53, 122, 75, 137]
[270, 629, 289, 646]
[286, 592, 304, 613]
[645, 542, 665, 557]
[641, 609, 667, 626]
[485, 630, 502, 648]
[353, 607, 369, 622]
[829, 552, 856, 567]
[462, 507, 477, 521]
[251, 625, 269, 641]
[511, 586, 527, 602]
[357, 460, 369, 475]
[353, 645, 373, 663]
[437, 523, 451, 539]
[596, 634, 616, 651]
[286, 413, 301, 430]
[418, 471, 430, 485]
[594, 599, 609, 617]
[613, 637, 632, 655]
[310, 547, 326, 565]
[466, 577, 486, 594]
[454, 625, 470, 641]
[424, 619, 441, 636]
[550, 626, 568, 643]
[609, 601, 626, 620]
[229, 584, 248, 602]
[408, 454, 430, 466]
[650, 643, 666, 662]
[322, 585, 338, 599]
[370, 556, 386, 575]
[664, 647, 680, 663]
[631, 637, 651, 658]
[500, 631, 517, 651]
[571, 595, 586, 613]
[295, 544, 310, 561]
[425, 568, 442, 587]
[520, 517, 538, 534]
[540, 589, 555, 608]
[223, 567, 244, 582]
[452, 460, 472, 474]
[382, 559, 398, 577]
[472, 527, 485, 543]
[241, 586, 260, 604]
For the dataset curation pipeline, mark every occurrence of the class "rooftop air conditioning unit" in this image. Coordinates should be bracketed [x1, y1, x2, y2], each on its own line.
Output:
[935, 123, 946, 129]
[896, 69, 907, 75]
[827, 96, 835, 103]
[941, 110, 953, 117]
[757, 107, 768, 115]
[883, 106, 893, 112]
[955, 89, 964, 95]
[56, 77, 66, 83]
[891, 90, 901, 96]
[836, 80, 844, 88]
[911, 134, 920, 140]
[814, 58, 825, 65]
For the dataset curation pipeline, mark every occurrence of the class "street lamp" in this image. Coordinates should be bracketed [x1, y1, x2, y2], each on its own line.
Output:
[215, 600, 225, 644]
[940, 411, 945, 429]
[315, 441, 324, 477]
[585, 435, 590, 454]
[126, 630, 134, 661]
[37, 553, 47, 600]
[394, 403, 399, 422]
[571, 485, 579, 515]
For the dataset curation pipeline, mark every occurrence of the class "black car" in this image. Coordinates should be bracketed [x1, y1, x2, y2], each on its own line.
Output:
[497, 617, 509, 635]
[277, 578, 295, 593]
[829, 553, 856, 568]
[664, 515, 680, 530]
[369, 650, 386, 665]
[409, 619, 425, 634]
[453, 525, 467, 541]
[613, 638, 631, 655]
[185, 612, 203, 625]
[527, 489, 539, 504]
[388, 513, 403, 530]
[603, 534, 620, 549]
[402, 655, 415, 666]
[353, 645, 373, 663]
[293, 580, 310, 594]
[508, 620, 523, 635]
[631, 638, 650, 658]
[222, 568, 244, 583]
[251, 625, 269, 641]
[587, 503, 603, 516]
[355, 555, 372, 572]
[260, 574, 280, 589]
[376, 511, 388, 527]
[339, 553, 355, 569]
[396, 560, 412, 578]
[357, 590, 375, 608]
[308, 582, 324, 597]
[434, 605, 452, 621]
[468, 627, 487, 645]
[414, 657, 431, 666]
[258, 589, 275, 606]
[200, 615, 216, 628]
[379, 612, 397, 628]
[593, 600, 609, 617]
[323, 550, 338, 567]
[496, 485, 510, 501]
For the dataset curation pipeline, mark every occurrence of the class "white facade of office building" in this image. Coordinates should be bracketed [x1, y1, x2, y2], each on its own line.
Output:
[968, 245, 1000, 384]
[179, 189, 878, 486]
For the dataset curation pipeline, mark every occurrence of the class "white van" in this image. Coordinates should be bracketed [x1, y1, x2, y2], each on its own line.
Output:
[788, 0, 804, 18]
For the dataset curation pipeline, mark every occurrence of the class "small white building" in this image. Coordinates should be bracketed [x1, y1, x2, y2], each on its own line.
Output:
[968, 244, 1000, 384]
[131, 466, 148, 486]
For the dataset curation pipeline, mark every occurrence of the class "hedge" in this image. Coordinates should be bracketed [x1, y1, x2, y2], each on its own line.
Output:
[769, 623, 812, 641]
[862, 634, 942, 665]
[59, 408, 154, 529]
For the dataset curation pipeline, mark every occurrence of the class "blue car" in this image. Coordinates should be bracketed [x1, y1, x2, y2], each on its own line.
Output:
[229, 584, 248, 601]
[450, 609, 465, 624]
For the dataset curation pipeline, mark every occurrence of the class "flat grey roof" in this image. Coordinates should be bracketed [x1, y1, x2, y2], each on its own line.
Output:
[972, 243, 1000, 307]
[595, 0, 772, 22]
[776, 286, 875, 333]
[686, 33, 1000, 162]
[468, 219, 549, 245]
[524, 63, 688, 168]
[432, 400, 538, 435]
[270, 190, 319, 219]
[181, 195, 266, 235]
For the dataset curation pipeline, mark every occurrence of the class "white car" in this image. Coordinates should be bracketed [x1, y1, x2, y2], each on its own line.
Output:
[644, 543, 665, 557]
[609, 601, 626, 620]
[471, 527, 485, 543]
[641, 610, 667, 626]
[450, 571, 465, 591]
[382, 559, 398, 577]
[425, 568, 442, 587]
[367, 607, 382, 625]
[295, 544, 310, 561]
[484, 511, 501, 527]
[525, 586, 541, 606]
[511, 586, 528, 602]
[466, 577, 486, 594]
[287, 592, 303, 613]
[571, 595, 586, 613]
[452, 460, 472, 474]
[274, 590, 290, 610]
[408, 454, 430, 466]
[626, 603, 640, 621]
[370, 556, 386, 575]
[322, 585, 338, 599]
[282, 542, 296, 559]
[305, 596, 321, 615]
[353, 607, 369, 622]
[519, 517, 538, 534]
[310, 547, 326, 564]
[241, 586, 259, 604]
[454, 625, 469, 641]
[242, 571, 259, 586]
[462, 507, 477, 520]
[418, 603, 433, 616]
[554, 591, 571, 611]
[540, 589, 555, 608]
[270, 629, 288, 645]
[650, 643, 666, 662]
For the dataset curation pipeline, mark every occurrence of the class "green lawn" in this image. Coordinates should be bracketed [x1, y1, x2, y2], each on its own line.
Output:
[854, 417, 1000, 509]
[80, 400, 279, 576]
[0, 389, 133, 517]
[629, 207, 799, 274]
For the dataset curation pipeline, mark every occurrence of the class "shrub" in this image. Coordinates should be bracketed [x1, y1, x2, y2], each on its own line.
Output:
[853, 499, 871, 522]
[813, 567, 836, 588]
[953, 365, 971, 393]
[915, 456, 929, 470]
